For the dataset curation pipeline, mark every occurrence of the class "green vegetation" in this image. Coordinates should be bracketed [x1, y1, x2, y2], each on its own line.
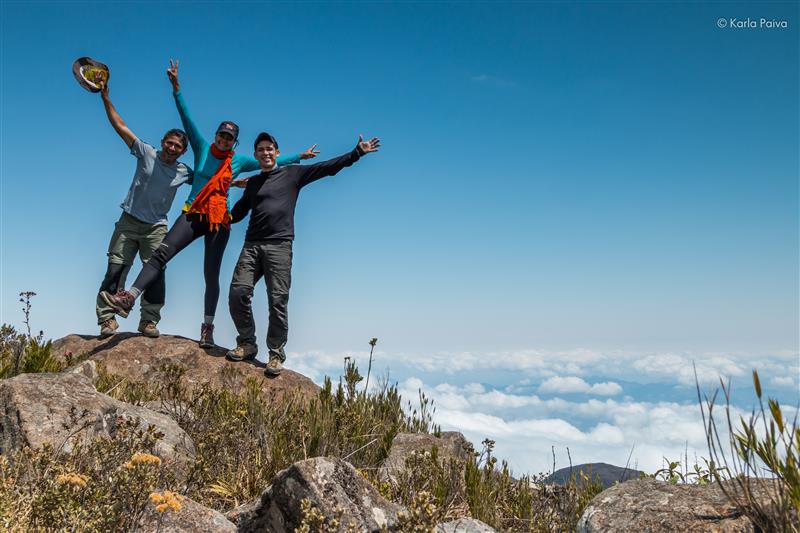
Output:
[0, 421, 176, 531]
[0, 321, 601, 532]
[3, 292, 796, 531]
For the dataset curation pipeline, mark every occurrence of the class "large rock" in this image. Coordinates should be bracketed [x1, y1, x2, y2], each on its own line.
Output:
[0, 371, 195, 467]
[437, 518, 497, 532]
[578, 478, 777, 532]
[238, 456, 403, 532]
[53, 334, 319, 402]
[380, 431, 474, 483]
[138, 493, 237, 532]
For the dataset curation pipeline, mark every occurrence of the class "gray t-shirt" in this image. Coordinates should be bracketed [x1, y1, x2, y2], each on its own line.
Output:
[120, 138, 193, 225]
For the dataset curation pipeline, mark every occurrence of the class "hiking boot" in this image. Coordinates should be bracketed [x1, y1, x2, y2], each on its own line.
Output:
[199, 323, 215, 348]
[99, 318, 118, 338]
[138, 320, 160, 338]
[265, 356, 283, 376]
[100, 290, 135, 318]
[226, 343, 258, 362]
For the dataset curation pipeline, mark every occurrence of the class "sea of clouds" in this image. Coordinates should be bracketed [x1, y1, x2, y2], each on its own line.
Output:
[286, 346, 799, 476]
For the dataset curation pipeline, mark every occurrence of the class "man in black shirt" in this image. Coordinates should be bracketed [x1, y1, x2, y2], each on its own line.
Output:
[227, 131, 381, 375]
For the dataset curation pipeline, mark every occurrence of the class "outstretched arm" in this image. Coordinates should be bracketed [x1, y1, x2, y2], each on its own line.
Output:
[98, 81, 136, 148]
[167, 59, 206, 153]
[277, 143, 320, 165]
[297, 135, 380, 188]
[239, 144, 319, 173]
[277, 145, 320, 165]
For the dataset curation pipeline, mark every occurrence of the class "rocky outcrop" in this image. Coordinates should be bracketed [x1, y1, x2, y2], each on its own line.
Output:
[53, 333, 319, 402]
[138, 493, 237, 532]
[238, 456, 403, 532]
[578, 478, 778, 532]
[0, 371, 195, 466]
[437, 518, 498, 532]
[379, 431, 474, 482]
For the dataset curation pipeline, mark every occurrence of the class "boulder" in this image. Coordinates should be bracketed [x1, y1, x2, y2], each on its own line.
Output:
[380, 431, 474, 483]
[437, 518, 498, 532]
[578, 478, 778, 532]
[138, 493, 236, 532]
[53, 334, 319, 402]
[238, 456, 403, 532]
[0, 372, 195, 467]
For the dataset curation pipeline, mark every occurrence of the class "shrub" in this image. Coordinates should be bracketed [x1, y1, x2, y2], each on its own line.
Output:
[0, 293, 77, 378]
[0, 325, 64, 378]
[0, 418, 178, 531]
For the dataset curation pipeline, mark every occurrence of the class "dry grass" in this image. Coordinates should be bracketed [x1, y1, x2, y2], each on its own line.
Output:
[0, 323, 606, 531]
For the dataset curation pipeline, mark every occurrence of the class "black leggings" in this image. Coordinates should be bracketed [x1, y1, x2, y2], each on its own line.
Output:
[133, 213, 230, 317]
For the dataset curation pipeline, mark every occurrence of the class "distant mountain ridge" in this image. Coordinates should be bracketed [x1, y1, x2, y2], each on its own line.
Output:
[546, 462, 644, 488]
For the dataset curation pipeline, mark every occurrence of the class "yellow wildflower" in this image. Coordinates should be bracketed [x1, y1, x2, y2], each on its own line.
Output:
[150, 490, 183, 513]
[125, 452, 162, 469]
[131, 452, 162, 466]
[56, 473, 88, 488]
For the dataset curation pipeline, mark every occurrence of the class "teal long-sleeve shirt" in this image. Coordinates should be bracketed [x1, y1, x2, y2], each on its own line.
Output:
[173, 91, 301, 211]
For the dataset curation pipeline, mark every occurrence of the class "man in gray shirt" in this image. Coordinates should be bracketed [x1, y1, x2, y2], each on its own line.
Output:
[95, 79, 193, 338]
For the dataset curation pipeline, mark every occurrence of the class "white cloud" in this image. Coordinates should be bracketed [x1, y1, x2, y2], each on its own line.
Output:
[539, 376, 591, 394]
[286, 347, 797, 394]
[590, 382, 624, 396]
[537, 376, 622, 396]
[464, 382, 486, 394]
[771, 375, 796, 388]
[470, 390, 542, 409]
[588, 423, 626, 445]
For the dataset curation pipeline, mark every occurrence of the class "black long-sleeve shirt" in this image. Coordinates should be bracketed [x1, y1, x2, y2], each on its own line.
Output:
[231, 146, 364, 241]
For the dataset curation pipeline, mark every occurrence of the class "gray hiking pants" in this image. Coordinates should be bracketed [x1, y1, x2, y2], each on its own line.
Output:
[97, 212, 167, 324]
[229, 240, 292, 362]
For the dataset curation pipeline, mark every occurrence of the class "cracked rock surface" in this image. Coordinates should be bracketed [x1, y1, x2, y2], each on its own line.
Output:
[0, 371, 195, 468]
[238, 456, 403, 532]
[578, 478, 781, 532]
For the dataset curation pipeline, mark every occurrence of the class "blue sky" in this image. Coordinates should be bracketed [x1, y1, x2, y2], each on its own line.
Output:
[1, 1, 797, 474]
